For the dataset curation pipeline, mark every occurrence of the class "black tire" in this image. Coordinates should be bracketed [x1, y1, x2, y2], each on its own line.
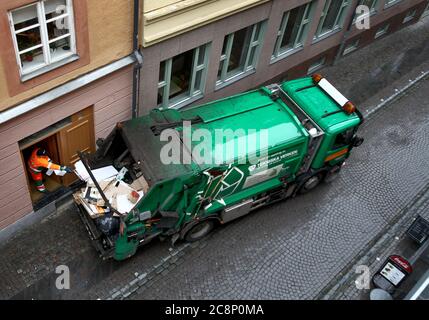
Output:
[184, 220, 215, 242]
[298, 173, 322, 194]
[324, 165, 342, 183]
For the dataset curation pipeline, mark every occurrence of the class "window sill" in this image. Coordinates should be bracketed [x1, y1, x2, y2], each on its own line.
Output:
[20, 54, 79, 82]
[312, 28, 342, 45]
[270, 46, 304, 65]
[384, 1, 402, 10]
[343, 46, 358, 56]
[215, 69, 256, 91]
[163, 92, 204, 110]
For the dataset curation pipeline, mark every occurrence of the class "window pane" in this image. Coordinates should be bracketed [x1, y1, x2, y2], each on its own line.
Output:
[157, 87, 164, 106]
[247, 46, 257, 68]
[280, 5, 306, 50]
[16, 26, 42, 51]
[321, 1, 344, 33]
[194, 69, 203, 91]
[12, 4, 38, 29]
[20, 47, 45, 73]
[227, 26, 251, 75]
[221, 37, 228, 55]
[47, 16, 71, 40]
[169, 48, 193, 100]
[253, 23, 262, 41]
[197, 46, 206, 65]
[217, 60, 224, 78]
[44, 0, 68, 20]
[159, 60, 166, 82]
[49, 36, 72, 61]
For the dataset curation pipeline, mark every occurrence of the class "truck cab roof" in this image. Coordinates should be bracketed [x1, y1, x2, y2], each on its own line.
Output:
[280, 77, 361, 134]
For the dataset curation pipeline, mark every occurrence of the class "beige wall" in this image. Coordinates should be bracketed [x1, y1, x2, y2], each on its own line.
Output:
[142, 0, 269, 46]
[0, 0, 133, 112]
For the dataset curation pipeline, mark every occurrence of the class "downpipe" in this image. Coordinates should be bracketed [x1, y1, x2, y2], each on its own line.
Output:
[132, 0, 143, 119]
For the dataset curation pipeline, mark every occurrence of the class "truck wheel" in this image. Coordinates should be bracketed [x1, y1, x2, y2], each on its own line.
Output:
[324, 165, 341, 183]
[299, 174, 322, 194]
[184, 220, 215, 242]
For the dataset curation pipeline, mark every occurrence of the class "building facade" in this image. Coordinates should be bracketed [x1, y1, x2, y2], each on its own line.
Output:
[139, 0, 428, 113]
[0, 0, 428, 232]
[0, 0, 136, 230]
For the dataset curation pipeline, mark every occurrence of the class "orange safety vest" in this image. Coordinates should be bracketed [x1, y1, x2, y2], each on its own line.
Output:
[28, 148, 61, 173]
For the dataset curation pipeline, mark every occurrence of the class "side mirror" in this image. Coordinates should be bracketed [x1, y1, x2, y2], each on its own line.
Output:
[352, 136, 364, 147]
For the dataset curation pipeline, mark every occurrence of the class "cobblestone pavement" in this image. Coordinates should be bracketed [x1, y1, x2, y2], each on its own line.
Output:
[324, 183, 429, 300]
[0, 17, 428, 300]
[128, 77, 429, 299]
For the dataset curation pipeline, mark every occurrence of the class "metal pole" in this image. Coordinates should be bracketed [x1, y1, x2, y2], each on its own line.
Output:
[131, 0, 142, 118]
[333, 0, 360, 66]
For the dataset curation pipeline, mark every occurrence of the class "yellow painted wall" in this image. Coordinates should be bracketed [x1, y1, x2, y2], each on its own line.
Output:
[0, 0, 133, 112]
[142, 0, 269, 46]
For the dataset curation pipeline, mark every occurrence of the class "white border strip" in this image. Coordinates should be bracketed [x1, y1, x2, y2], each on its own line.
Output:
[0, 54, 136, 125]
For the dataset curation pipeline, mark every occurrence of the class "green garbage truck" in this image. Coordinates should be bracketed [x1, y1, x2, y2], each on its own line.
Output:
[74, 74, 364, 260]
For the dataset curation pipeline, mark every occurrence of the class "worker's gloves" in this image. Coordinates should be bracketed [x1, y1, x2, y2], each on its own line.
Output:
[61, 166, 73, 173]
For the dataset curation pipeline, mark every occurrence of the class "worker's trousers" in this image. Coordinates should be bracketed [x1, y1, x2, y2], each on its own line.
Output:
[28, 168, 46, 192]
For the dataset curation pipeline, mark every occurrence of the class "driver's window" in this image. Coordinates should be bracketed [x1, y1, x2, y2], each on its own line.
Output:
[332, 128, 354, 150]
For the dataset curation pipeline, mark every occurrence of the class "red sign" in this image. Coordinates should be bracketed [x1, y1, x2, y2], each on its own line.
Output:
[390, 255, 413, 274]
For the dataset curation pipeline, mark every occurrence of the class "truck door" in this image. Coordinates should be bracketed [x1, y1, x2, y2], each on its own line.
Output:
[324, 128, 355, 164]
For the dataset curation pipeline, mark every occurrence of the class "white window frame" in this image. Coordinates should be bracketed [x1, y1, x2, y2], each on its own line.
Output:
[216, 21, 266, 89]
[8, 0, 77, 80]
[343, 38, 360, 55]
[384, 0, 402, 9]
[272, 1, 314, 62]
[424, 2, 429, 18]
[307, 56, 326, 74]
[314, 0, 350, 40]
[375, 23, 389, 38]
[402, 9, 417, 23]
[157, 43, 210, 109]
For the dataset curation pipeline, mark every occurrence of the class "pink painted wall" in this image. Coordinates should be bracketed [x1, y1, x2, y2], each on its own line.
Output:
[0, 66, 133, 229]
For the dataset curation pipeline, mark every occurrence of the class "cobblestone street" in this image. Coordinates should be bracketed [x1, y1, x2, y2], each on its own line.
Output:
[0, 16, 428, 300]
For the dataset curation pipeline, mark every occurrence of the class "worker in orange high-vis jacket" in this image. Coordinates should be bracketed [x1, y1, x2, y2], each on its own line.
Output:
[27, 147, 73, 193]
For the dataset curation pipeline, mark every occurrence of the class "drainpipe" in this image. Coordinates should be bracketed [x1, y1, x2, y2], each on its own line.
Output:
[131, 0, 143, 118]
[333, 1, 360, 66]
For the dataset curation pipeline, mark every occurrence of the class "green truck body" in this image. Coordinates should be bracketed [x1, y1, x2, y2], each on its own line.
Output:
[75, 75, 364, 260]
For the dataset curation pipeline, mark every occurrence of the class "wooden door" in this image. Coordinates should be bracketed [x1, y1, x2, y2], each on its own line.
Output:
[58, 106, 95, 186]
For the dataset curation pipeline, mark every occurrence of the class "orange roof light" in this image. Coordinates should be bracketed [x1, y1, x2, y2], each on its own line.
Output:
[312, 73, 323, 83]
[343, 101, 356, 114]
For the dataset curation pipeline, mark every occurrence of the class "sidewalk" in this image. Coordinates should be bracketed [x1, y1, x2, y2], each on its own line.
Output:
[0, 15, 428, 300]
[320, 182, 429, 300]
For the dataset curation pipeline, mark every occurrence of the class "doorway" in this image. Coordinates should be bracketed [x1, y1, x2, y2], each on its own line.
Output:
[20, 106, 95, 209]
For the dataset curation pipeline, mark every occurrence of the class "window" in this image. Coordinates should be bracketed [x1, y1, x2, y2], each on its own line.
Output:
[217, 21, 266, 87]
[403, 9, 417, 23]
[424, 2, 429, 18]
[343, 39, 360, 55]
[307, 56, 326, 74]
[354, 0, 378, 22]
[385, 0, 402, 8]
[272, 2, 315, 61]
[8, 0, 76, 79]
[314, 0, 350, 39]
[158, 43, 210, 109]
[332, 128, 354, 150]
[375, 23, 389, 38]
